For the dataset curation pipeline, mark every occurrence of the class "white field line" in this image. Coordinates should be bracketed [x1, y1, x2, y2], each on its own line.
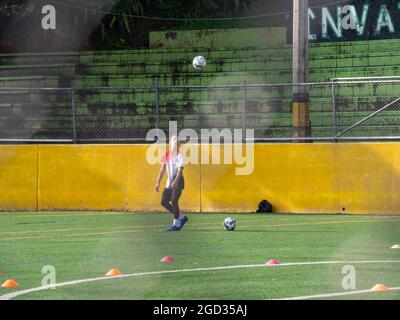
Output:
[274, 287, 400, 300]
[1, 260, 400, 300]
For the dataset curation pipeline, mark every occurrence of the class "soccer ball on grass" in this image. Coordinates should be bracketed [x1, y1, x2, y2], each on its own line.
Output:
[223, 217, 236, 231]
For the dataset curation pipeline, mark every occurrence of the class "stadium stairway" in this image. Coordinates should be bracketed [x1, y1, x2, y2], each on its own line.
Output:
[0, 39, 400, 140]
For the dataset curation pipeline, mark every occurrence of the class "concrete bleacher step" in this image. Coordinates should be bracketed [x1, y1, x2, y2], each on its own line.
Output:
[74, 53, 400, 76]
[0, 130, 73, 139]
[0, 48, 399, 89]
[72, 65, 400, 86]
[0, 69, 398, 93]
[0, 116, 396, 139]
[0, 40, 398, 74]
[1, 38, 399, 65]
[0, 38, 398, 140]
[0, 125, 393, 139]
[0, 64, 74, 78]
[74, 73, 291, 87]
[0, 90, 70, 104]
[0, 47, 292, 65]
[0, 102, 72, 117]
[334, 124, 400, 135]
[0, 76, 59, 88]
[0, 52, 80, 66]
[2, 106, 398, 131]
[1, 87, 397, 115]
[79, 61, 399, 77]
[0, 59, 291, 78]
[74, 58, 292, 75]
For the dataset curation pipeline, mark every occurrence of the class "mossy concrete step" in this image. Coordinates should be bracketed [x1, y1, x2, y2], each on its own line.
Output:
[0, 129, 73, 138]
[75, 53, 400, 75]
[1, 89, 396, 113]
[74, 59, 293, 75]
[5, 110, 395, 132]
[0, 124, 393, 140]
[0, 64, 74, 77]
[0, 90, 71, 104]
[74, 73, 291, 86]
[0, 38, 399, 64]
[0, 103, 73, 117]
[0, 85, 396, 114]
[0, 76, 59, 88]
[0, 47, 292, 65]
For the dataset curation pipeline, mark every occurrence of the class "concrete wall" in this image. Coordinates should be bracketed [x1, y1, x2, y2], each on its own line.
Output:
[0, 143, 399, 215]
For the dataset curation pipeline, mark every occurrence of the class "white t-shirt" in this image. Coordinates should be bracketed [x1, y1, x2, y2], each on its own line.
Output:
[161, 150, 184, 189]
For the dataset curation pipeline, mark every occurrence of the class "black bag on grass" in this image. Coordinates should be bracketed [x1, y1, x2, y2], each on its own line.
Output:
[256, 199, 272, 213]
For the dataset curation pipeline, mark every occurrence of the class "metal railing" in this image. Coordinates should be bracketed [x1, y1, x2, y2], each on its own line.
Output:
[0, 78, 400, 143]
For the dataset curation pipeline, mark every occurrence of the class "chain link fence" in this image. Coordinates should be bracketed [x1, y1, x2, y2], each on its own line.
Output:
[333, 78, 400, 139]
[0, 87, 73, 142]
[74, 86, 157, 142]
[1, 78, 400, 143]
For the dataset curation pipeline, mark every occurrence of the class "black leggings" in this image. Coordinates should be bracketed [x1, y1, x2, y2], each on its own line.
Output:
[161, 177, 184, 219]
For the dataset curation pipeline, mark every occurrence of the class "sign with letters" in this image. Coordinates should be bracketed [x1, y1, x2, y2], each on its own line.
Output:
[305, 1, 400, 42]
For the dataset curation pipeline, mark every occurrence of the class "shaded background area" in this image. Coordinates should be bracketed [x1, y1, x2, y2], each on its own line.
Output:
[0, 0, 361, 53]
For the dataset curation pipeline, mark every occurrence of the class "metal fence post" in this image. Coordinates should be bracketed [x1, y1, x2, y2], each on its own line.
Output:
[155, 78, 160, 129]
[331, 80, 338, 140]
[71, 81, 77, 143]
[243, 81, 247, 142]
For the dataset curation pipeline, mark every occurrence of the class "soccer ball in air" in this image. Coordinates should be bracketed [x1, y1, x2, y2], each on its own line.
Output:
[193, 56, 206, 70]
[223, 217, 236, 231]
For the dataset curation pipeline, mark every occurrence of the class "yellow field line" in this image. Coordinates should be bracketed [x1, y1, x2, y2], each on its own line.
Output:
[189, 218, 400, 231]
[251, 218, 400, 228]
[0, 235, 55, 241]
[63, 229, 145, 237]
[0, 228, 82, 236]
[1, 211, 396, 219]
[0, 212, 134, 219]
[0, 229, 146, 241]
[0, 218, 296, 236]
[0, 217, 398, 242]
[0, 215, 381, 237]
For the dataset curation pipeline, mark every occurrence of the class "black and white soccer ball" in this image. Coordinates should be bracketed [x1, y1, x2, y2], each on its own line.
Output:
[193, 56, 207, 70]
[223, 217, 236, 231]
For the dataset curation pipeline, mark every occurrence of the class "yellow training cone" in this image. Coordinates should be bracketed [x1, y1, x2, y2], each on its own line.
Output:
[105, 269, 122, 276]
[1, 279, 19, 288]
[370, 284, 390, 292]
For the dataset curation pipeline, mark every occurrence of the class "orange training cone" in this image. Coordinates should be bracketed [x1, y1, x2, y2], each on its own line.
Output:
[370, 284, 390, 292]
[266, 259, 280, 266]
[160, 256, 175, 263]
[1, 279, 19, 288]
[105, 269, 122, 276]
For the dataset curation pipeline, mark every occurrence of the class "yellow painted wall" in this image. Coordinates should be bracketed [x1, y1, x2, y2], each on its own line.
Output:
[0, 143, 399, 215]
[38, 145, 201, 212]
[201, 143, 400, 214]
[0, 146, 37, 211]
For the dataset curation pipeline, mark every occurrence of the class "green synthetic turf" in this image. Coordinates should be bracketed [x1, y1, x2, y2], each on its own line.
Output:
[0, 212, 399, 300]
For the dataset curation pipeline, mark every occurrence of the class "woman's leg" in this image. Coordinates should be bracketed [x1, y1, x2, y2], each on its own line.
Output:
[161, 188, 174, 213]
[171, 185, 183, 220]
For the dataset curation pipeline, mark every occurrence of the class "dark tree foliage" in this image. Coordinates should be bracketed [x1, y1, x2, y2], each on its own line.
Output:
[0, 0, 356, 52]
